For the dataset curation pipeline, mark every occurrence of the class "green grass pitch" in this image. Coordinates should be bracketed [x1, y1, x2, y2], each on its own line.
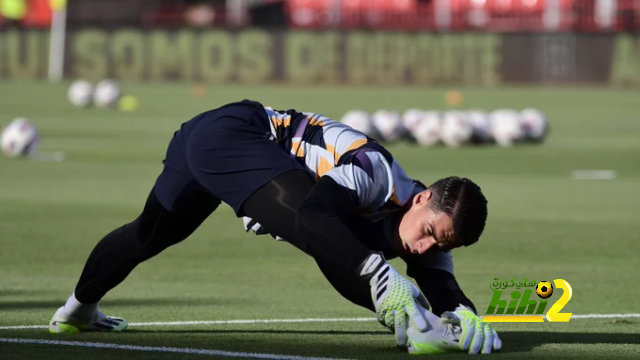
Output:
[0, 82, 639, 359]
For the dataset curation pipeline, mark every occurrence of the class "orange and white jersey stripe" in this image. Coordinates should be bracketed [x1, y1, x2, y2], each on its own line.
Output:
[263, 106, 421, 216]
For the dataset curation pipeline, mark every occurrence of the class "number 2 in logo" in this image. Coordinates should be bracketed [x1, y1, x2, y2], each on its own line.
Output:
[545, 279, 572, 322]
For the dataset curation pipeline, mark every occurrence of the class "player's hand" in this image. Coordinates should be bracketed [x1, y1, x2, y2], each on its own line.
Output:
[441, 304, 502, 354]
[368, 261, 429, 347]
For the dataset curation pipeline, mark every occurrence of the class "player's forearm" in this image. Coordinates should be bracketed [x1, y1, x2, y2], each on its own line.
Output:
[295, 177, 376, 278]
[410, 268, 476, 316]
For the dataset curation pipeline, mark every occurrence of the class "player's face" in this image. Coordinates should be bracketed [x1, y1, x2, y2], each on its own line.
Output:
[398, 190, 458, 255]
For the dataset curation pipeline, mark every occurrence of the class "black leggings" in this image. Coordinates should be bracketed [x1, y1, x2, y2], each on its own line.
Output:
[74, 170, 374, 312]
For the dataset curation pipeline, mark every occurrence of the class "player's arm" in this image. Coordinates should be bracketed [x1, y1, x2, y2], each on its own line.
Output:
[295, 148, 429, 346]
[403, 253, 476, 316]
[295, 175, 373, 273]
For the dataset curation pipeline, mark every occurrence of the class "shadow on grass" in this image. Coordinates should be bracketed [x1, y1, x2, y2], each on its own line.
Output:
[0, 290, 45, 297]
[499, 331, 640, 352]
[131, 329, 640, 352]
[0, 298, 238, 310]
[132, 329, 390, 336]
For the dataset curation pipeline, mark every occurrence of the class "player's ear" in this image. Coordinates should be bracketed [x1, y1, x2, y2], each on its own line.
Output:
[413, 190, 432, 206]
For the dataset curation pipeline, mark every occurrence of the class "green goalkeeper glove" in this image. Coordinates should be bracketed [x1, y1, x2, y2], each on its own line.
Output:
[364, 254, 429, 347]
[441, 304, 502, 354]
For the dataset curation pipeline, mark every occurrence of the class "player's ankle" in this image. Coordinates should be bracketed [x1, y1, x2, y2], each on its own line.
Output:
[63, 292, 99, 322]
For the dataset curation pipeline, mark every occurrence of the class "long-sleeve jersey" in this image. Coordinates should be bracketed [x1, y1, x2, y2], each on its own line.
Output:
[242, 104, 474, 314]
[257, 105, 454, 274]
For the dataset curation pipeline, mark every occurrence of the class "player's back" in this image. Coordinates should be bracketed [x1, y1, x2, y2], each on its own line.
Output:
[261, 104, 421, 219]
[263, 106, 371, 180]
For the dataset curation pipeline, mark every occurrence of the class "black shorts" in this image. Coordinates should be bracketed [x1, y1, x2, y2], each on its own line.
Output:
[153, 100, 306, 216]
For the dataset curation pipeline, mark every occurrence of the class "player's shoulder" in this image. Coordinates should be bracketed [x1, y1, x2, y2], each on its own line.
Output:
[337, 140, 394, 168]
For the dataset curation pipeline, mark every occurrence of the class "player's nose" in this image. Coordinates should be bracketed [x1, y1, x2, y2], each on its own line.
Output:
[417, 238, 436, 255]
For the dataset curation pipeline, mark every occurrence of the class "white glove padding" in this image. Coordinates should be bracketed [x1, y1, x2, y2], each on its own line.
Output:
[441, 304, 502, 354]
[242, 217, 284, 241]
[407, 303, 463, 355]
[369, 262, 430, 347]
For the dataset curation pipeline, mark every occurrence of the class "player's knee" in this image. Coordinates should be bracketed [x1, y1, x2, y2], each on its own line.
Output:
[124, 216, 186, 251]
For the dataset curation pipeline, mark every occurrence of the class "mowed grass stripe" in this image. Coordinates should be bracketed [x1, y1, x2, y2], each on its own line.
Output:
[0, 338, 357, 360]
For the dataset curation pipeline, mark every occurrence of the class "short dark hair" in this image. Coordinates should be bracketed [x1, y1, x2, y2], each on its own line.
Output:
[427, 177, 488, 247]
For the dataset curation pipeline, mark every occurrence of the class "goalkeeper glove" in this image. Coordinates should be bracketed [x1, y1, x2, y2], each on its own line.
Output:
[441, 304, 502, 354]
[362, 253, 429, 347]
[242, 217, 283, 241]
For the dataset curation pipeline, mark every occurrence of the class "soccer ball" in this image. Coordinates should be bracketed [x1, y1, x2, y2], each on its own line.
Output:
[340, 110, 378, 138]
[371, 109, 406, 143]
[93, 79, 121, 108]
[412, 111, 441, 147]
[490, 109, 523, 147]
[407, 303, 462, 355]
[68, 79, 94, 108]
[536, 281, 554, 299]
[401, 109, 426, 140]
[467, 110, 493, 144]
[1, 118, 39, 158]
[440, 111, 473, 147]
[520, 108, 549, 143]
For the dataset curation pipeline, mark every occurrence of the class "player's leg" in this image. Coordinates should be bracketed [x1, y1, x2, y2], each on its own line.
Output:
[241, 170, 315, 255]
[51, 116, 221, 334]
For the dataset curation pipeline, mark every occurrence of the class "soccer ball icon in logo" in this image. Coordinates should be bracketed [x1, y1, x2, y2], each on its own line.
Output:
[536, 281, 554, 299]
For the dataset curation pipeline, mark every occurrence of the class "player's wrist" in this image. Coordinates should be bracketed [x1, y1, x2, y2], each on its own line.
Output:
[356, 251, 386, 282]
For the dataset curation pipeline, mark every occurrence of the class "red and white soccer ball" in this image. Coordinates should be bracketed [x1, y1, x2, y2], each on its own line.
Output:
[490, 109, 523, 147]
[412, 111, 442, 147]
[93, 79, 121, 108]
[519, 108, 549, 143]
[440, 111, 473, 147]
[372, 109, 407, 143]
[340, 109, 379, 139]
[1, 118, 39, 158]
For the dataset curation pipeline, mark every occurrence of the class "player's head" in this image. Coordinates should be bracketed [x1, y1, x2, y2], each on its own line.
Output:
[398, 177, 488, 255]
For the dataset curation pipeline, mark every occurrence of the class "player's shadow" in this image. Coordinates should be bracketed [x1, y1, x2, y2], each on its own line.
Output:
[499, 331, 640, 352]
[134, 329, 390, 336]
[134, 329, 640, 350]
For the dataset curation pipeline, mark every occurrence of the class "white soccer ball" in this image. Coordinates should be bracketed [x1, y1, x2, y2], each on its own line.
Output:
[412, 111, 441, 147]
[407, 303, 463, 355]
[467, 110, 493, 144]
[440, 111, 473, 147]
[340, 109, 378, 138]
[93, 79, 121, 108]
[1, 118, 39, 158]
[68, 79, 94, 108]
[519, 108, 549, 143]
[401, 109, 426, 140]
[371, 109, 406, 143]
[490, 109, 523, 147]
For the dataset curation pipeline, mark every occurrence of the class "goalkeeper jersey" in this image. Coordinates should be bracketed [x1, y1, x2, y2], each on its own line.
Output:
[247, 105, 454, 275]
[263, 106, 421, 219]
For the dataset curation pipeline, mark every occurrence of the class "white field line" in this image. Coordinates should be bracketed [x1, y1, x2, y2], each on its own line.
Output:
[0, 338, 356, 360]
[1, 314, 639, 331]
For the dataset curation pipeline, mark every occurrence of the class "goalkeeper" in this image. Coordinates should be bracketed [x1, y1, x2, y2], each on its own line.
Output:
[49, 100, 500, 354]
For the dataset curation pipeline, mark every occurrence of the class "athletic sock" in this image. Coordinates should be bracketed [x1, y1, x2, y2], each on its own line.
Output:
[63, 292, 99, 322]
